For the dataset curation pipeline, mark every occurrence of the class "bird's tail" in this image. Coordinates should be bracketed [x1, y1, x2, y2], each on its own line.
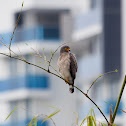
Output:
[69, 85, 74, 93]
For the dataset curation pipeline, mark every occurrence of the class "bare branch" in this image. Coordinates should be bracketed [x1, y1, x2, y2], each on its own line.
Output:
[9, 2, 24, 57]
[87, 70, 118, 94]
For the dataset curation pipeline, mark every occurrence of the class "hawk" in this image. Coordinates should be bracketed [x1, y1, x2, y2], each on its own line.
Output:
[57, 45, 78, 93]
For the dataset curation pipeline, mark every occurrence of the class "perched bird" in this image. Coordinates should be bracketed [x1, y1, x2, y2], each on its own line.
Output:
[57, 45, 78, 93]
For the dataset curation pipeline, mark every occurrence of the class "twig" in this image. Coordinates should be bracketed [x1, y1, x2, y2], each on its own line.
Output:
[87, 70, 118, 94]
[9, 2, 24, 57]
[0, 39, 19, 57]
[25, 43, 42, 58]
[47, 42, 71, 72]
[109, 105, 113, 125]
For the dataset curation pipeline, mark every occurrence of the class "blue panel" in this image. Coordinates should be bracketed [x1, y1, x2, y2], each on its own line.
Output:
[0, 75, 49, 92]
[26, 75, 49, 89]
[105, 100, 123, 115]
[43, 27, 60, 40]
[35, 25, 44, 40]
[0, 79, 10, 91]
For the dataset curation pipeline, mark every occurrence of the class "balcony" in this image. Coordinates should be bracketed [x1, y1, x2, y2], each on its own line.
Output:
[0, 75, 49, 92]
[0, 25, 60, 45]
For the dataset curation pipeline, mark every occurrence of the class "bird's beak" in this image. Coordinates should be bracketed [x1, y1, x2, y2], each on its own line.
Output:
[65, 48, 70, 52]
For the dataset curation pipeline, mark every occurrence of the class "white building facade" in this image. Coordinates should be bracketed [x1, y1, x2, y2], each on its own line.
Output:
[0, 0, 85, 126]
[0, 0, 126, 126]
[73, 0, 126, 125]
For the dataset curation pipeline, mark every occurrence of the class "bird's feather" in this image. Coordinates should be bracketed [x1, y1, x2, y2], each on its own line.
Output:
[69, 53, 78, 84]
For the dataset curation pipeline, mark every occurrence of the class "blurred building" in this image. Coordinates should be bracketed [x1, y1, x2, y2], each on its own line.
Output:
[73, 0, 126, 125]
[0, 0, 81, 126]
[0, 0, 126, 126]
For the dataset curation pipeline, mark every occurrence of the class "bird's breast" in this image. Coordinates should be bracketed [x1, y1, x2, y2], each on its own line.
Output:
[57, 53, 71, 79]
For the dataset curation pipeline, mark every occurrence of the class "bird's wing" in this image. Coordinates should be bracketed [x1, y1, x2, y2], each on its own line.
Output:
[69, 53, 78, 82]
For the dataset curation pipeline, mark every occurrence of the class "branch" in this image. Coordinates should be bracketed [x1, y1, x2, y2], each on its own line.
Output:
[9, 2, 24, 57]
[87, 70, 118, 94]
[112, 75, 126, 124]
[0, 52, 109, 124]
[74, 85, 109, 124]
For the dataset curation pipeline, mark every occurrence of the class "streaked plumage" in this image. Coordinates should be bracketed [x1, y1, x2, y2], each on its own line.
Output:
[57, 45, 78, 93]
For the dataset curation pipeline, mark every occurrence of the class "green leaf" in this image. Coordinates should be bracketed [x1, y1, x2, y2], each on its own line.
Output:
[5, 106, 19, 121]
[115, 69, 118, 72]
[22, 2, 24, 7]
[34, 117, 37, 126]
[29, 53, 32, 55]
[50, 50, 54, 56]
[25, 43, 28, 46]
[28, 117, 37, 126]
[9, 35, 12, 38]
[91, 116, 96, 126]
[80, 117, 87, 126]
[99, 75, 102, 77]
[41, 104, 59, 109]
[80, 110, 91, 126]
[87, 116, 93, 126]
[68, 41, 72, 43]
[38, 61, 42, 63]
[73, 111, 79, 125]
[91, 109, 96, 126]
[42, 109, 60, 123]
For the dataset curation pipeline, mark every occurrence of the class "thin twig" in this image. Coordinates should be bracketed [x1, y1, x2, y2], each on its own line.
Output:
[25, 43, 42, 58]
[0, 39, 19, 57]
[87, 70, 118, 94]
[47, 42, 71, 72]
[9, 2, 24, 57]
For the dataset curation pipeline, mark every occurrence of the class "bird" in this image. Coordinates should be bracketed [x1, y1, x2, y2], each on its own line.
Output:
[57, 45, 78, 93]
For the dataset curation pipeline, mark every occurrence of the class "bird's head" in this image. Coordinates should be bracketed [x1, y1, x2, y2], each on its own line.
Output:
[60, 45, 70, 54]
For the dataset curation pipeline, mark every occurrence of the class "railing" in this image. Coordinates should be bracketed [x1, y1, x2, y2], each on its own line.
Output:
[0, 75, 49, 92]
[0, 25, 60, 45]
